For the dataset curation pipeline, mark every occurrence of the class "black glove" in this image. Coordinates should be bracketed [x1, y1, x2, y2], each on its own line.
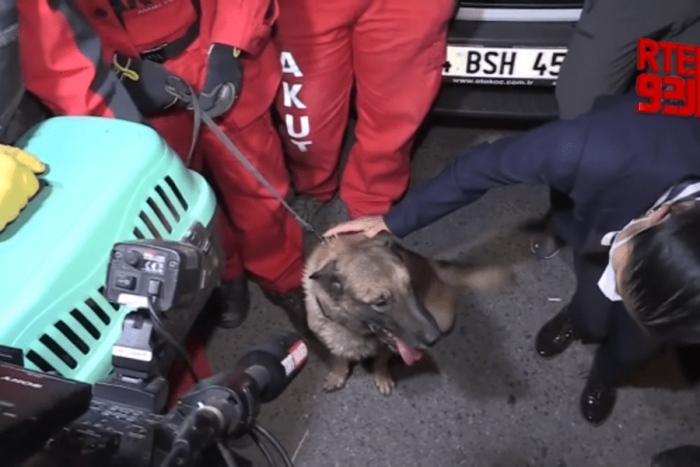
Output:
[199, 43, 243, 118]
[112, 53, 185, 116]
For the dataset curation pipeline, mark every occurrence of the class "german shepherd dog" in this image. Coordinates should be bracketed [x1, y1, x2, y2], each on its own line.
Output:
[302, 232, 511, 395]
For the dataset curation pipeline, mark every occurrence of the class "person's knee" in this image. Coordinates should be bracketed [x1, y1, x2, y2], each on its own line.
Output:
[555, 64, 597, 120]
[555, 83, 585, 120]
[554, 31, 634, 119]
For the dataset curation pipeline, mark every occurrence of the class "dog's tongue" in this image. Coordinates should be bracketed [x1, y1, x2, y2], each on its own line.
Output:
[395, 338, 423, 366]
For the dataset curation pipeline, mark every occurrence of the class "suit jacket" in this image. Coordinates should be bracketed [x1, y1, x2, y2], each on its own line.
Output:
[385, 92, 700, 344]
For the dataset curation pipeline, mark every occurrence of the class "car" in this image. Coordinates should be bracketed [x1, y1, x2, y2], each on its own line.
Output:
[434, 0, 584, 120]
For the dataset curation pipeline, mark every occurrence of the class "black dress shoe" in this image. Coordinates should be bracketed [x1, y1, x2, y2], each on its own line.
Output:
[652, 445, 700, 467]
[210, 277, 250, 329]
[535, 307, 575, 359]
[530, 232, 566, 260]
[580, 368, 617, 426]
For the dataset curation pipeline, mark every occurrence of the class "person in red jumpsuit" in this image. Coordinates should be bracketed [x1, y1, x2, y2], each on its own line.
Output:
[272, 0, 456, 221]
[17, 0, 307, 402]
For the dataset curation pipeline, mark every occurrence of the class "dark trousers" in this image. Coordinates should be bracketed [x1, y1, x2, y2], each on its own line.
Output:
[556, 0, 700, 120]
[591, 307, 664, 386]
[564, 250, 665, 387]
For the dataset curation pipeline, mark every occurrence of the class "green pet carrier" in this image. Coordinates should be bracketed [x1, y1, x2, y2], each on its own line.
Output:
[0, 116, 217, 384]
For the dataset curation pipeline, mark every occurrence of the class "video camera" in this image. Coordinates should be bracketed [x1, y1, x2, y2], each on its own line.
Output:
[0, 233, 308, 467]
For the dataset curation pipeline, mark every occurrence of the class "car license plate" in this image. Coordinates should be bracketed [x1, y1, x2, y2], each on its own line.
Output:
[442, 45, 567, 86]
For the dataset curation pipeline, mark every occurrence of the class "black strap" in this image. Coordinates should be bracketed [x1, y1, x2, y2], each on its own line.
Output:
[140, 20, 199, 63]
[163, 78, 328, 244]
[109, 0, 201, 63]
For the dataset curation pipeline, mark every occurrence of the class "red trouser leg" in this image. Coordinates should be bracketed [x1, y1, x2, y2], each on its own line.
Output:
[147, 36, 302, 405]
[199, 110, 305, 293]
[273, 0, 356, 202]
[150, 106, 303, 410]
[147, 111, 219, 409]
[340, 0, 454, 218]
[150, 35, 287, 286]
[166, 332, 213, 409]
[149, 111, 246, 283]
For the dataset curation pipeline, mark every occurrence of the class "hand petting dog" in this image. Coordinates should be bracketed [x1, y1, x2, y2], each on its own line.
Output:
[324, 216, 389, 238]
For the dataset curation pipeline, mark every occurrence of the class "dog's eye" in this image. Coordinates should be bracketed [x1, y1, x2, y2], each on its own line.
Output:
[371, 297, 390, 313]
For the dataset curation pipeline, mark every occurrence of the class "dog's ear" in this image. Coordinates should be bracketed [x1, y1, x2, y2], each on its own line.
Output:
[373, 230, 394, 249]
[373, 230, 409, 261]
[309, 260, 344, 298]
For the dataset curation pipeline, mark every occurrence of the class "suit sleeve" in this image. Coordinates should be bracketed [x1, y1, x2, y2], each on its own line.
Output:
[209, 0, 277, 55]
[384, 116, 589, 238]
[17, 0, 142, 121]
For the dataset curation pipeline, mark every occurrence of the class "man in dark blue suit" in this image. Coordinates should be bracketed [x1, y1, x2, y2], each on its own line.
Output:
[325, 92, 700, 427]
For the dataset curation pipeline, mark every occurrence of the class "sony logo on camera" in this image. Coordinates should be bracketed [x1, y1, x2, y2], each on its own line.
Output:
[0, 375, 42, 389]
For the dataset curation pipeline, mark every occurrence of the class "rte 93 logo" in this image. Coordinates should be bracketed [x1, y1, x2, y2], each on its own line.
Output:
[636, 38, 699, 116]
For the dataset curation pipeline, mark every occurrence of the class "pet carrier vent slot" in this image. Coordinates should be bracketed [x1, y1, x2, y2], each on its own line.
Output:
[155, 185, 181, 222]
[70, 310, 101, 339]
[134, 227, 145, 239]
[38, 335, 77, 369]
[139, 212, 163, 239]
[85, 298, 111, 325]
[165, 176, 188, 211]
[55, 321, 89, 355]
[147, 197, 172, 233]
[98, 287, 121, 312]
[26, 350, 56, 373]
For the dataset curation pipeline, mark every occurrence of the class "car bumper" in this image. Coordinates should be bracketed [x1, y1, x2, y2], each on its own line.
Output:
[433, 7, 581, 120]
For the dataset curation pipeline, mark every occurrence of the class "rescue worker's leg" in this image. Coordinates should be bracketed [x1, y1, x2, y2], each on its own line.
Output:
[555, 0, 700, 119]
[273, 0, 356, 209]
[166, 331, 213, 408]
[142, 112, 218, 399]
[211, 211, 250, 329]
[149, 110, 251, 329]
[199, 110, 307, 331]
[340, 0, 454, 218]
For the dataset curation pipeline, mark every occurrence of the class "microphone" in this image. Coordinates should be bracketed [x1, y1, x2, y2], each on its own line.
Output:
[160, 333, 308, 466]
[184, 332, 308, 404]
[232, 332, 308, 403]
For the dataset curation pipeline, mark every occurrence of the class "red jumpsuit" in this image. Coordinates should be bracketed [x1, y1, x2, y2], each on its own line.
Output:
[18, 0, 304, 402]
[273, 0, 455, 219]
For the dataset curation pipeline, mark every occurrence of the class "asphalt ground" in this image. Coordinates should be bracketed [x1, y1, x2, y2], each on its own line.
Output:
[206, 117, 700, 467]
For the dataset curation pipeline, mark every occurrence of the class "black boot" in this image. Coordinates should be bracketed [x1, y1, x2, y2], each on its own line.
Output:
[580, 366, 617, 426]
[290, 194, 326, 224]
[209, 277, 250, 329]
[652, 445, 700, 467]
[530, 232, 566, 259]
[261, 286, 310, 335]
[535, 307, 575, 359]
